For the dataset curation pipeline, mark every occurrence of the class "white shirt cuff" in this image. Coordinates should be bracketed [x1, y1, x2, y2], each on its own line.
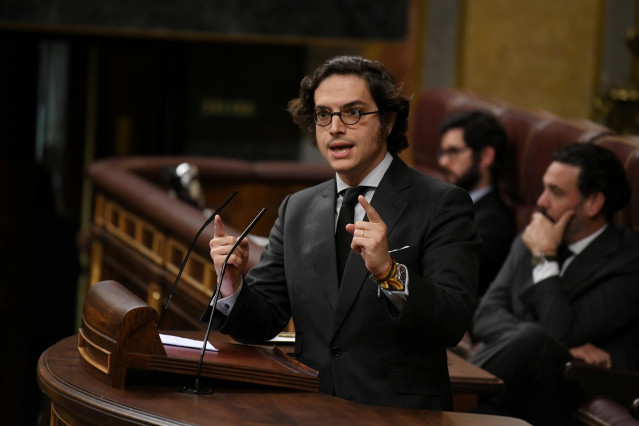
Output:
[380, 267, 409, 311]
[214, 280, 243, 315]
[532, 261, 560, 283]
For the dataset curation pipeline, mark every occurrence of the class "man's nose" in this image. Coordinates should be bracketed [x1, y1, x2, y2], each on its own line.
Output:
[438, 152, 449, 168]
[329, 115, 346, 134]
[536, 190, 549, 209]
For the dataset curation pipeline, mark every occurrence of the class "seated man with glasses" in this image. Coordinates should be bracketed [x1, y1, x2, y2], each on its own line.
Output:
[438, 111, 515, 296]
[205, 55, 480, 410]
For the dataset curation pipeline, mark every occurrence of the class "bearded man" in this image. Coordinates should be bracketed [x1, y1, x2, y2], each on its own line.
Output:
[438, 111, 515, 295]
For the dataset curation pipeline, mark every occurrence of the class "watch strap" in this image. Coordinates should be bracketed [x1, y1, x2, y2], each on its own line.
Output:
[531, 252, 558, 267]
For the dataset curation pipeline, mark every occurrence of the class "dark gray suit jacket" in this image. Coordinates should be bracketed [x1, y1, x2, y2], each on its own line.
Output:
[473, 225, 639, 370]
[474, 188, 515, 296]
[215, 157, 480, 409]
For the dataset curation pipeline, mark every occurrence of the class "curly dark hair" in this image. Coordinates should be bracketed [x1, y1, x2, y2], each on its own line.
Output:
[552, 143, 630, 221]
[288, 55, 410, 155]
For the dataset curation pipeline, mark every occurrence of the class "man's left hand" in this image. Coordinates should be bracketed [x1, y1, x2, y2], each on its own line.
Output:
[347, 195, 391, 276]
[569, 343, 612, 369]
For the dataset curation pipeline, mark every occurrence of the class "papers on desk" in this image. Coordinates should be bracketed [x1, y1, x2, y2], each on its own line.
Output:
[268, 331, 295, 344]
[160, 334, 218, 351]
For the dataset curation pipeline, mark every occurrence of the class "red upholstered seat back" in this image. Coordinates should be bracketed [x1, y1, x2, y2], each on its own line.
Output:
[593, 135, 639, 234]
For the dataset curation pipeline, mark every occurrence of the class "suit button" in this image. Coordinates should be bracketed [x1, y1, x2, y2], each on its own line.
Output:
[330, 346, 342, 357]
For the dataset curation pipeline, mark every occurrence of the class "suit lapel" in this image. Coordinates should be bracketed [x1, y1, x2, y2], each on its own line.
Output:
[308, 180, 341, 310]
[561, 226, 620, 296]
[332, 158, 413, 337]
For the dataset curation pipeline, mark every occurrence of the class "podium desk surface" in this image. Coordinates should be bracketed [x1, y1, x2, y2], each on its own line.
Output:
[38, 335, 526, 425]
[172, 330, 504, 395]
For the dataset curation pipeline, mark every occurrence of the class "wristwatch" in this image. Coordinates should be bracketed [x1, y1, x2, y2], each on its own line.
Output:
[531, 252, 558, 267]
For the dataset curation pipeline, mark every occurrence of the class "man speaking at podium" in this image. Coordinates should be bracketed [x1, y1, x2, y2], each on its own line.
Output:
[207, 56, 480, 410]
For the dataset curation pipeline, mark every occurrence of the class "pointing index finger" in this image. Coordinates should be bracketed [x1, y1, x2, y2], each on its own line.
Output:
[214, 215, 228, 237]
[358, 195, 383, 223]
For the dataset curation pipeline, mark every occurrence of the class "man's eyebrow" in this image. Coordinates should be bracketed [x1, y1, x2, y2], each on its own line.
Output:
[341, 100, 366, 108]
[314, 100, 367, 110]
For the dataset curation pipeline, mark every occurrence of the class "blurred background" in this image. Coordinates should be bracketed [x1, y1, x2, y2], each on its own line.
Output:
[1, 0, 638, 423]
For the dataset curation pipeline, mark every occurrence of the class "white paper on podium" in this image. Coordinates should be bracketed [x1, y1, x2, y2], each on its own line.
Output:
[159, 334, 218, 351]
[268, 331, 295, 343]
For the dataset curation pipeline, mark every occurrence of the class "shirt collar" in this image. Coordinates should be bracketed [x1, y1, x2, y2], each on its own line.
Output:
[568, 223, 608, 255]
[469, 186, 493, 203]
[335, 152, 393, 194]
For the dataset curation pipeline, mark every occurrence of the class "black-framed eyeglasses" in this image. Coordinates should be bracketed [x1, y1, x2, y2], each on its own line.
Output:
[313, 107, 380, 127]
[436, 146, 471, 159]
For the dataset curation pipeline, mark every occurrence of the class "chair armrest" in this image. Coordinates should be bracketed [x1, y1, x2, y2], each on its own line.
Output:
[575, 396, 639, 425]
[564, 361, 639, 420]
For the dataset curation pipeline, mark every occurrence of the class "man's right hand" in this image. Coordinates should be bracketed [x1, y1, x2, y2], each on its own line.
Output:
[209, 215, 248, 298]
[522, 209, 574, 255]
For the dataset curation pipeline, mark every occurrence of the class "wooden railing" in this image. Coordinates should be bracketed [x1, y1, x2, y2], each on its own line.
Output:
[88, 156, 333, 330]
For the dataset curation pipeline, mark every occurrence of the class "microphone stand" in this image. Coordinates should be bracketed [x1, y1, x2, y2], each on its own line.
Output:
[157, 190, 238, 329]
[182, 207, 267, 395]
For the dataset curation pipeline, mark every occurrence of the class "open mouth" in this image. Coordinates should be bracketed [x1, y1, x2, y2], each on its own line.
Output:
[332, 145, 352, 153]
[330, 142, 354, 154]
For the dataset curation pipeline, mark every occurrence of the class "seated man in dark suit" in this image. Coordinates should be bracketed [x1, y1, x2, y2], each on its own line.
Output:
[470, 143, 639, 425]
[438, 111, 515, 296]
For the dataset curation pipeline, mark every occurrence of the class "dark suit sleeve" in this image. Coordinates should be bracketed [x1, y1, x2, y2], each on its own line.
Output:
[399, 185, 480, 347]
[215, 195, 292, 343]
[520, 260, 639, 347]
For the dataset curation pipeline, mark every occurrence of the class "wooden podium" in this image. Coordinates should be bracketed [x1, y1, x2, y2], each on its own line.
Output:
[77, 280, 319, 392]
[38, 336, 528, 425]
[35, 281, 521, 424]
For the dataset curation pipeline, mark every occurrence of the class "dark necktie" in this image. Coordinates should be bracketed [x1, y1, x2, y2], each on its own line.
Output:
[335, 186, 367, 283]
[557, 245, 574, 270]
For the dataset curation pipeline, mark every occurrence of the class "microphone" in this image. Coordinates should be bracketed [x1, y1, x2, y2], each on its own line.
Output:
[157, 189, 238, 329]
[182, 207, 267, 394]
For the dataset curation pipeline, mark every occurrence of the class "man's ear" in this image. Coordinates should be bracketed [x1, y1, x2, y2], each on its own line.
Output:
[384, 112, 397, 137]
[584, 192, 606, 218]
[479, 146, 496, 171]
